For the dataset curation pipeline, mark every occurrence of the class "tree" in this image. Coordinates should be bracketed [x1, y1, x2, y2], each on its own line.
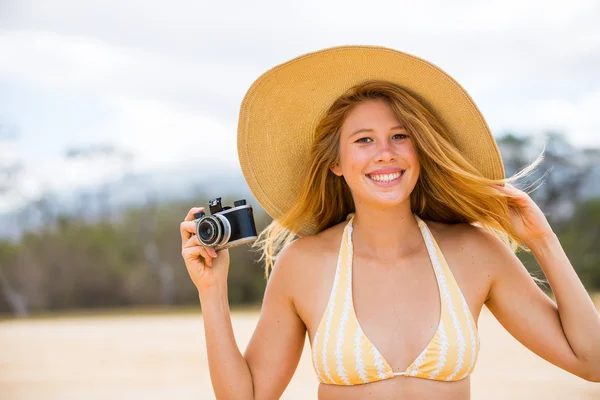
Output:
[0, 124, 29, 316]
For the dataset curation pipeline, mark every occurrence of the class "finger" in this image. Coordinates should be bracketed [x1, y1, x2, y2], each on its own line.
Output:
[182, 245, 213, 267]
[184, 207, 205, 222]
[503, 183, 522, 193]
[182, 236, 214, 261]
[185, 236, 218, 258]
[184, 234, 215, 255]
[184, 233, 201, 248]
[180, 220, 198, 246]
[503, 185, 526, 201]
[493, 184, 518, 196]
[195, 245, 214, 267]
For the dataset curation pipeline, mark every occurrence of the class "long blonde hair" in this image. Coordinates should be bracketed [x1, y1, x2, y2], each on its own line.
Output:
[253, 80, 543, 277]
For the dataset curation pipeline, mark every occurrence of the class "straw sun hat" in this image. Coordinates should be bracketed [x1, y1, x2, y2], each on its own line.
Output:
[237, 44, 504, 236]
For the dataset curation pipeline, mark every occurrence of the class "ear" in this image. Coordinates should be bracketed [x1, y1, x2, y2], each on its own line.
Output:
[330, 162, 342, 176]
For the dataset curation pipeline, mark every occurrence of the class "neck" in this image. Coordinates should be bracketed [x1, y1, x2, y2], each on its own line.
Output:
[351, 203, 423, 260]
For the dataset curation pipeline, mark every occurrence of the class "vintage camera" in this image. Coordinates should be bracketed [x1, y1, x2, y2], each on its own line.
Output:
[193, 197, 258, 251]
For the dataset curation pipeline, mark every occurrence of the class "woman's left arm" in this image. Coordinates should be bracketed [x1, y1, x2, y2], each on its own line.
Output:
[483, 183, 600, 382]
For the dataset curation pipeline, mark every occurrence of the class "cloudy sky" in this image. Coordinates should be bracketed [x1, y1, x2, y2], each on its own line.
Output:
[1, 0, 599, 210]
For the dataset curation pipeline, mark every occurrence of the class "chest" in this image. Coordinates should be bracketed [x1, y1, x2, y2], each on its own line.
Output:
[351, 253, 443, 363]
[297, 238, 489, 370]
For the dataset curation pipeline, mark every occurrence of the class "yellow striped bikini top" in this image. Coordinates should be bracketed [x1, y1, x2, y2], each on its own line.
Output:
[311, 213, 480, 385]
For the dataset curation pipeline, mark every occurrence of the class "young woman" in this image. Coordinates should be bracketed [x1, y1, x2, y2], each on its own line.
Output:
[180, 45, 600, 399]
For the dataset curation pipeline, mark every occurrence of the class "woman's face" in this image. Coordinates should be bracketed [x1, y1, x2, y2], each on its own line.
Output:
[330, 98, 420, 208]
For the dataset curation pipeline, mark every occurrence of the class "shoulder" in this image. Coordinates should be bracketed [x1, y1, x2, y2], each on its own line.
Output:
[270, 220, 347, 306]
[426, 217, 514, 259]
[425, 218, 518, 289]
[275, 219, 347, 269]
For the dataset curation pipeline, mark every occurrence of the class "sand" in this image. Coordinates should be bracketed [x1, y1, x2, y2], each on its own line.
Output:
[1, 306, 599, 399]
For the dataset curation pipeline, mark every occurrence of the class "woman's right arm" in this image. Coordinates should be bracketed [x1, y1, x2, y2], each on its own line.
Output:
[180, 207, 307, 400]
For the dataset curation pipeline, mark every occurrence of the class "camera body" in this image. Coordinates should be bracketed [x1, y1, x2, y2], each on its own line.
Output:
[193, 197, 257, 251]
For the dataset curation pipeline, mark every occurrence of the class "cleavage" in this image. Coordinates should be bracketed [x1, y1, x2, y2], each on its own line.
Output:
[351, 253, 441, 371]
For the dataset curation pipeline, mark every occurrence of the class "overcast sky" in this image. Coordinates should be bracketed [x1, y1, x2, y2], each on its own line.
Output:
[1, 0, 599, 210]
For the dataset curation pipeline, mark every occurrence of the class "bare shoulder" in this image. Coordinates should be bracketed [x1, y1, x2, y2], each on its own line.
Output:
[272, 220, 348, 323]
[426, 217, 512, 260]
[425, 217, 514, 304]
[276, 220, 347, 272]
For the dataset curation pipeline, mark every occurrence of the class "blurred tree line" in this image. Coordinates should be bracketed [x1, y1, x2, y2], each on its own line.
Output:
[0, 130, 599, 316]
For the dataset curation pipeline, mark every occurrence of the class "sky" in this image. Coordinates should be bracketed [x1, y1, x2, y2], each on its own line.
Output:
[1, 0, 599, 211]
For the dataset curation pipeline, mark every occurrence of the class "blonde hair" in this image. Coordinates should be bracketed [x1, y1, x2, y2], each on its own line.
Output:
[253, 80, 544, 278]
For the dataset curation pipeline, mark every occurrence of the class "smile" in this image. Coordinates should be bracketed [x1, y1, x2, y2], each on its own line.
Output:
[366, 170, 405, 185]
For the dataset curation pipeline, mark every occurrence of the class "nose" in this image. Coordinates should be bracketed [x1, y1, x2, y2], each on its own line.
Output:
[374, 138, 397, 163]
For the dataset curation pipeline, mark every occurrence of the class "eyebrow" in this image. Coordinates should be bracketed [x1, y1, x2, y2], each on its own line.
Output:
[349, 125, 405, 138]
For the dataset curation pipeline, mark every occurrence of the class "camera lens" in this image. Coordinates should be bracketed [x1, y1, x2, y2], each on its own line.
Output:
[197, 217, 221, 246]
[199, 222, 214, 241]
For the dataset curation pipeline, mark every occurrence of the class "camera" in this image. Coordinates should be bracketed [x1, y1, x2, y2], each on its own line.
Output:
[193, 197, 258, 251]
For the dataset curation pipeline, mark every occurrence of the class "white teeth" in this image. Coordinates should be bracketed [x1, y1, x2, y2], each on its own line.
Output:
[368, 171, 402, 182]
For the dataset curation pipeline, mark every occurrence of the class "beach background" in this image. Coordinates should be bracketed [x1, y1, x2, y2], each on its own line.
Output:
[2, 297, 600, 400]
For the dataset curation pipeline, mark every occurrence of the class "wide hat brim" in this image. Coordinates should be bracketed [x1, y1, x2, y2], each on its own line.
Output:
[237, 45, 504, 236]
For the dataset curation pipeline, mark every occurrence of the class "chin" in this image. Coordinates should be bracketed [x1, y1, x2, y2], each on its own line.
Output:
[363, 193, 410, 208]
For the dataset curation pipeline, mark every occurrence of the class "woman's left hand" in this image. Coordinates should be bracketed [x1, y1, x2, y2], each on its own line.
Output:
[493, 183, 554, 248]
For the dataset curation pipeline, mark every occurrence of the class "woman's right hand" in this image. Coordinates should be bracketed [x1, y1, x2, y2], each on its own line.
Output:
[180, 207, 230, 293]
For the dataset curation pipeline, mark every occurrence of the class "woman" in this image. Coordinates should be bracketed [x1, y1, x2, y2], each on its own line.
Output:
[180, 45, 600, 399]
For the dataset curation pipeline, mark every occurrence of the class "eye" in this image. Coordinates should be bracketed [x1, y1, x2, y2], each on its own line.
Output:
[393, 134, 409, 140]
[355, 137, 373, 143]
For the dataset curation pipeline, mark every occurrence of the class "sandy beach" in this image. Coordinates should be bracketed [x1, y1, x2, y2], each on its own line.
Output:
[1, 306, 599, 399]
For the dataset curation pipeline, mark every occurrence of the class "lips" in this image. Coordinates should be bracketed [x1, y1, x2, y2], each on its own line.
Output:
[367, 167, 404, 175]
